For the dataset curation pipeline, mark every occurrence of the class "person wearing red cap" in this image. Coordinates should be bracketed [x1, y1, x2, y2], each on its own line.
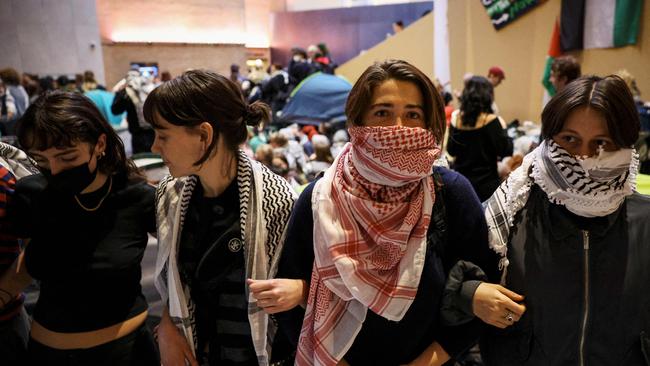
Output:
[487, 66, 505, 116]
[487, 66, 505, 88]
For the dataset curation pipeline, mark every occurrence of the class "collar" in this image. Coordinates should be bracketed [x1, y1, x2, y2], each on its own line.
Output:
[536, 185, 625, 240]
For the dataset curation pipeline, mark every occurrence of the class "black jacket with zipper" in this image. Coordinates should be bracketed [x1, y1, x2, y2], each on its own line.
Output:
[482, 185, 650, 366]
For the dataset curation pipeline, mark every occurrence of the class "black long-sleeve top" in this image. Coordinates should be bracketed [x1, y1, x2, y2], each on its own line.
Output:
[275, 167, 500, 365]
[447, 117, 513, 202]
[9, 171, 155, 332]
[111, 89, 140, 135]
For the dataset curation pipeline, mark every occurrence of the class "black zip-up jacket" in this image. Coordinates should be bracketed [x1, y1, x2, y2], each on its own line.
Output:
[482, 185, 650, 366]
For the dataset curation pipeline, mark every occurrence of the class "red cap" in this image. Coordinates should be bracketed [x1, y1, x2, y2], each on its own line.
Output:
[488, 66, 505, 80]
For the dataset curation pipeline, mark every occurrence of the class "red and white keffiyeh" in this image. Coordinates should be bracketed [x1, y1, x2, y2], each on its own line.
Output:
[296, 126, 441, 365]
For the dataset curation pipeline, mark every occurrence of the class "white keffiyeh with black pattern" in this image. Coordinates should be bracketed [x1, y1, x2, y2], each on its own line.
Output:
[154, 150, 296, 365]
[0, 142, 38, 179]
[484, 139, 639, 282]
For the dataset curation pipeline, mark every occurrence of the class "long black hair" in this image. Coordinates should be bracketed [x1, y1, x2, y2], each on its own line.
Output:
[17, 91, 139, 178]
[460, 76, 494, 127]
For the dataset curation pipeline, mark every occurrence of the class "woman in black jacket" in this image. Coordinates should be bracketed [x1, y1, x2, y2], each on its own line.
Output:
[482, 75, 650, 365]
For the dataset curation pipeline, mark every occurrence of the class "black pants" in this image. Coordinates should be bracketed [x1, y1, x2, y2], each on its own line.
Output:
[27, 324, 159, 366]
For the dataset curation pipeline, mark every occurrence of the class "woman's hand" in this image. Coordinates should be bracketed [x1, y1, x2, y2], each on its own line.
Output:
[472, 283, 526, 329]
[157, 308, 198, 366]
[0, 247, 33, 311]
[247, 278, 307, 314]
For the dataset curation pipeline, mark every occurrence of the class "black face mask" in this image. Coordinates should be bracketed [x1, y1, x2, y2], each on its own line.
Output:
[41, 159, 98, 196]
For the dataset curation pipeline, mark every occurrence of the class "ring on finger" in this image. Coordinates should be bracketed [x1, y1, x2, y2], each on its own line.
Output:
[505, 310, 514, 322]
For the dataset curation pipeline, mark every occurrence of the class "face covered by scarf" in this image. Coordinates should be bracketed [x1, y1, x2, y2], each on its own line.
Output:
[484, 138, 639, 284]
[296, 126, 441, 366]
[532, 139, 638, 218]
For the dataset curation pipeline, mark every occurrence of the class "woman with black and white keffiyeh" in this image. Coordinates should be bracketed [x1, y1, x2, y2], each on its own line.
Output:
[480, 75, 650, 365]
[144, 70, 298, 366]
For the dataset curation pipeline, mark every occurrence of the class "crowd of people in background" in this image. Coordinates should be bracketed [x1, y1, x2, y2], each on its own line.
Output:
[1, 35, 650, 364]
[2, 46, 650, 197]
[2, 45, 650, 195]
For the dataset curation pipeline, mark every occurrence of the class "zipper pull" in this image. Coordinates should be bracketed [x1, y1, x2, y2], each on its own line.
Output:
[582, 230, 590, 250]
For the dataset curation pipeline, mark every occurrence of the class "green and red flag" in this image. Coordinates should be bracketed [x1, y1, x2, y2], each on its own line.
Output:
[560, 0, 643, 51]
[542, 19, 562, 97]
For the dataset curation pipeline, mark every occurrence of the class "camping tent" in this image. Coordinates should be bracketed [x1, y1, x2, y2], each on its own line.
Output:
[280, 73, 352, 126]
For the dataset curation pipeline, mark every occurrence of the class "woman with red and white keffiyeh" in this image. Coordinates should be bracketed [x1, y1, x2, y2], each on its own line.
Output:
[270, 60, 510, 366]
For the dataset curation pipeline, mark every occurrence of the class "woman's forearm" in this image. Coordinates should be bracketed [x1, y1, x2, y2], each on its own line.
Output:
[0, 249, 32, 307]
[406, 341, 450, 366]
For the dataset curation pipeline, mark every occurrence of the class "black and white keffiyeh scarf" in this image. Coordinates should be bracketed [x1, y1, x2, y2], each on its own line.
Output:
[0, 142, 38, 179]
[154, 150, 296, 365]
[484, 139, 639, 282]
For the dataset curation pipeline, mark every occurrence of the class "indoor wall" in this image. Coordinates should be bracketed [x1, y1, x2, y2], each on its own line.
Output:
[448, 0, 650, 123]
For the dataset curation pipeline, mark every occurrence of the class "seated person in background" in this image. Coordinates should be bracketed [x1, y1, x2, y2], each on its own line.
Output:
[304, 134, 333, 180]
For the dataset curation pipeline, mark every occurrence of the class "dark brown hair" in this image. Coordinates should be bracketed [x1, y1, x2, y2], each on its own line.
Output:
[460, 76, 494, 127]
[143, 69, 270, 166]
[0, 68, 20, 86]
[541, 75, 640, 147]
[83, 70, 96, 83]
[345, 59, 446, 142]
[551, 56, 581, 84]
[160, 71, 172, 82]
[17, 91, 138, 177]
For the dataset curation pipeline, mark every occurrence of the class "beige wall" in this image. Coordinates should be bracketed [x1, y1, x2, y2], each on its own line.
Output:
[448, 0, 650, 123]
[96, 0, 279, 88]
[448, 1, 560, 123]
[337, 1, 649, 124]
[579, 4, 650, 98]
[335, 12, 434, 84]
[102, 43, 247, 89]
[96, 0, 246, 44]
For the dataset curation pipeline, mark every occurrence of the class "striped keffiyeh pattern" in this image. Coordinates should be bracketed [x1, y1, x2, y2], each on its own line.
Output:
[484, 139, 638, 283]
[297, 126, 440, 365]
[154, 150, 296, 365]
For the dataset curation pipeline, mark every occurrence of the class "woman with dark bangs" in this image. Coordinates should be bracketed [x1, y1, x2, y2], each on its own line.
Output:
[145, 70, 298, 366]
[0, 91, 159, 365]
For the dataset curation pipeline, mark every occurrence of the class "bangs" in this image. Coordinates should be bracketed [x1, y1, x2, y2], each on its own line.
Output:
[18, 108, 96, 153]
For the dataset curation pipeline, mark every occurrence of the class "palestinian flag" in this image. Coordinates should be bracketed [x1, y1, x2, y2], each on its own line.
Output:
[561, 0, 643, 51]
[542, 19, 562, 97]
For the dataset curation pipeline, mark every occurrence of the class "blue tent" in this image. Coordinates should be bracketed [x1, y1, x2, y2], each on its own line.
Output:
[280, 73, 352, 126]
